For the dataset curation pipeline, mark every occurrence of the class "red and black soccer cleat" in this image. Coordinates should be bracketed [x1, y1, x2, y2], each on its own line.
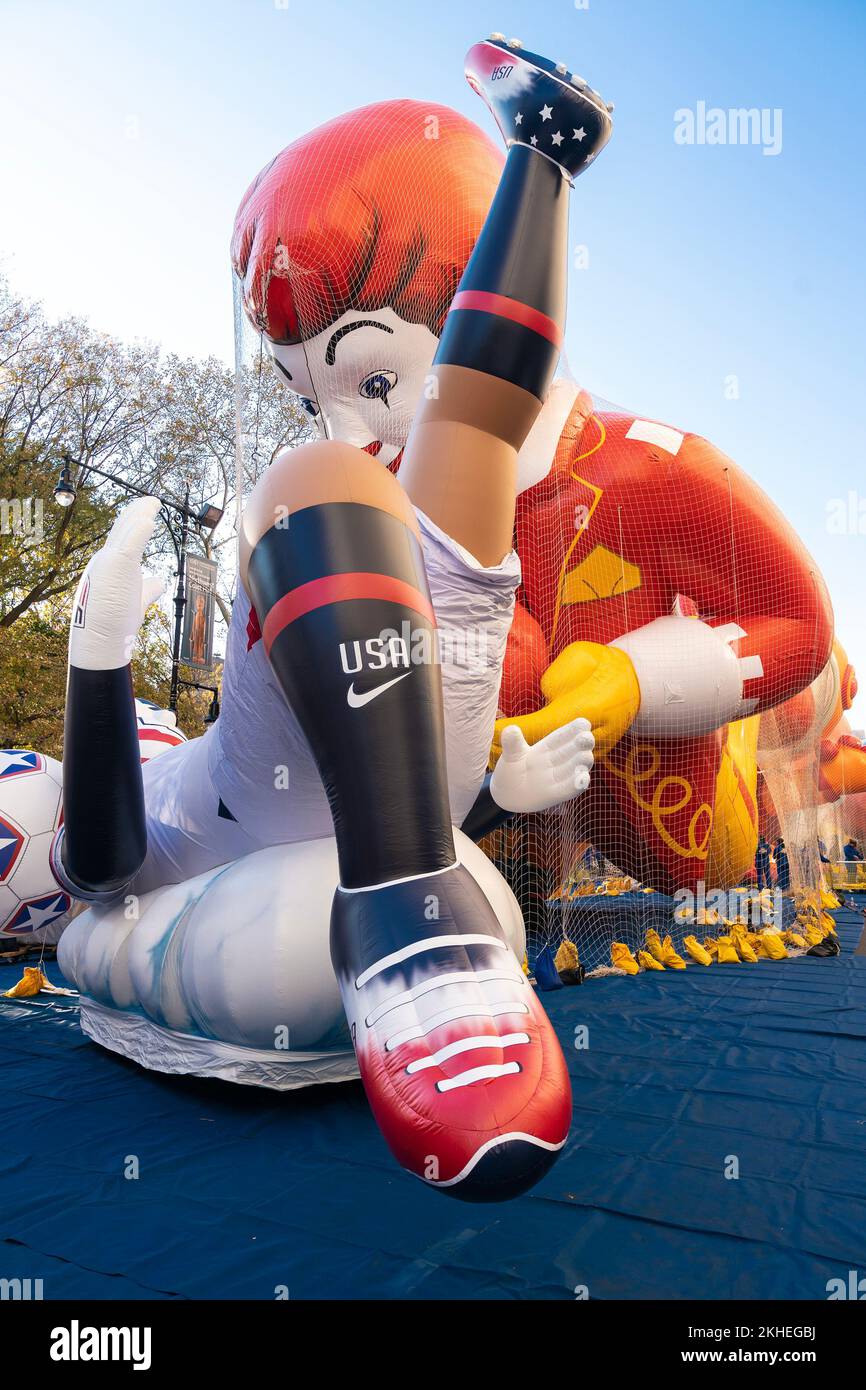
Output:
[331, 863, 571, 1201]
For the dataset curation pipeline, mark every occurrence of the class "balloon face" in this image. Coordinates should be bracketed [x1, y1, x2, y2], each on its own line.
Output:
[268, 308, 439, 466]
[232, 99, 503, 468]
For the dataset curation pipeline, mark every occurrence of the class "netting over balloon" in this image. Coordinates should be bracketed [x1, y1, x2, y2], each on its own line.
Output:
[230, 95, 845, 979]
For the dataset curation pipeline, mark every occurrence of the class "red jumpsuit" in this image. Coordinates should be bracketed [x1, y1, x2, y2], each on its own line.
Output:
[500, 403, 834, 893]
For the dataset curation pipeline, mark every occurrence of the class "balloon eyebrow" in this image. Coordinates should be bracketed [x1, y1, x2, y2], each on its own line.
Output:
[325, 319, 394, 366]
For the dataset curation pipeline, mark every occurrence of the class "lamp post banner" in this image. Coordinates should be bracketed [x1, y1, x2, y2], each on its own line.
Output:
[180, 555, 218, 671]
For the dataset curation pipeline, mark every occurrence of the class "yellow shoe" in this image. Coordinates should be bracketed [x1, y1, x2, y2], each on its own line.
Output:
[716, 935, 740, 964]
[611, 942, 640, 976]
[683, 936, 713, 966]
[759, 931, 788, 960]
[645, 928, 666, 963]
[638, 950, 665, 971]
[703, 936, 720, 961]
[660, 935, 687, 969]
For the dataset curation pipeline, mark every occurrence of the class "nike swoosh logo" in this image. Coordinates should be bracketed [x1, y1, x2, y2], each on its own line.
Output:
[347, 671, 413, 708]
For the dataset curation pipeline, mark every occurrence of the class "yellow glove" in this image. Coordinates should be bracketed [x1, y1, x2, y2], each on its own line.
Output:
[683, 935, 713, 966]
[492, 641, 640, 763]
[611, 942, 640, 975]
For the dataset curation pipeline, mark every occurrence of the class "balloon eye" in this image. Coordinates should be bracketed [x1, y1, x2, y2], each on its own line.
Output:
[359, 370, 397, 406]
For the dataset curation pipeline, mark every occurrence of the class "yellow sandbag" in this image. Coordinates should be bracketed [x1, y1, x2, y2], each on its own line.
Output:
[759, 931, 788, 960]
[638, 949, 665, 972]
[683, 935, 713, 966]
[716, 934, 740, 964]
[645, 928, 666, 963]
[3, 966, 46, 999]
[782, 931, 807, 949]
[732, 928, 758, 963]
[611, 942, 640, 975]
[554, 940, 580, 974]
[661, 935, 687, 969]
[703, 936, 720, 961]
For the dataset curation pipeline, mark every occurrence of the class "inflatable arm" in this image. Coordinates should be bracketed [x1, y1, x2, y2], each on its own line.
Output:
[51, 500, 165, 900]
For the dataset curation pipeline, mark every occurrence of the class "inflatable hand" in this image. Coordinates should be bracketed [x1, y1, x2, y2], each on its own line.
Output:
[491, 717, 594, 814]
[69, 498, 165, 670]
[493, 641, 640, 761]
[610, 615, 761, 738]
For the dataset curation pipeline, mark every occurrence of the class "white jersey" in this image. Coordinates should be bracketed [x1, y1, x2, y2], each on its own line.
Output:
[132, 508, 519, 895]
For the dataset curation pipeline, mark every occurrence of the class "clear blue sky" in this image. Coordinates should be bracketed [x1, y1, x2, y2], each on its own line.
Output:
[2, 0, 864, 723]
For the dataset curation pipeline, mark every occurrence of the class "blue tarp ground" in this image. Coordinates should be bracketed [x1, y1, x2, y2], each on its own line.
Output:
[1, 901, 865, 1300]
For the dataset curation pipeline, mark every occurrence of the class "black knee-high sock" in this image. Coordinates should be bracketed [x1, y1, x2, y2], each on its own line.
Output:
[246, 502, 456, 889]
[434, 144, 569, 402]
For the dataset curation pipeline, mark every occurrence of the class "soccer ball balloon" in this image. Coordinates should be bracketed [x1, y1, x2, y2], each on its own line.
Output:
[0, 750, 70, 937]
[134, 698, 188, 762]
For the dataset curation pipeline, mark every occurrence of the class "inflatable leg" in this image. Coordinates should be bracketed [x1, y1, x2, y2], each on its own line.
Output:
[400, 38, 611, 566]
[241, 441, 569, 1199]
[240, 37, 611, 1201]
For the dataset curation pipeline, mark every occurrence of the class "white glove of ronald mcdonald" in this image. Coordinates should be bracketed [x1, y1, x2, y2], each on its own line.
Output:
[610, 614, 763, 738]
[491, 716, 594, 814]
[69, 497, 166, 671]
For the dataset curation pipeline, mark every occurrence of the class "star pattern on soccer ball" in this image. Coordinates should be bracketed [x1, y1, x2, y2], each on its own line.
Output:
[514, 112, 523, 125]
[530, 134, 538, 146]
[574, 127, 586, 142]
[0, 750, 40, 777]
[539, 104, 553, 122]
[551, 131, 564, 146]
[11, 894, 68, 934]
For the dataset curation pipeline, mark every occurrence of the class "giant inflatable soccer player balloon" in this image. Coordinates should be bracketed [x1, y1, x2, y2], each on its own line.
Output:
[227, 77, 833, 897]
[54, 37, 610, 1201]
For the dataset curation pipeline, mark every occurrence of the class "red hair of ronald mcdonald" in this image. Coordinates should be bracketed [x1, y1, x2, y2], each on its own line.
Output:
[231, 100, 503, 346]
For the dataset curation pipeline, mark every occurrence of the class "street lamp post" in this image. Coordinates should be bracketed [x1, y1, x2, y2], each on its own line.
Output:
[54, 454, 223, 712]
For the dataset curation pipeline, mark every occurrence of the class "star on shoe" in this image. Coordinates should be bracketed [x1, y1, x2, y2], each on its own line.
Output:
[540, 104, 553, 121]
[551, 130, 564, 146]
[573, 127, 586, 141]
[515, 111, 523, 125]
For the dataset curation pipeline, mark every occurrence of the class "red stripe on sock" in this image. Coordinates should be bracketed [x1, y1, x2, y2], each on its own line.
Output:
[262, 573, 436, 654]
[450, 290, 563, 346]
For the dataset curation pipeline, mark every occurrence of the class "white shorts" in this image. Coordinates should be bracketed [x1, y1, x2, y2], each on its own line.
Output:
[128, 508, 520, 895]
